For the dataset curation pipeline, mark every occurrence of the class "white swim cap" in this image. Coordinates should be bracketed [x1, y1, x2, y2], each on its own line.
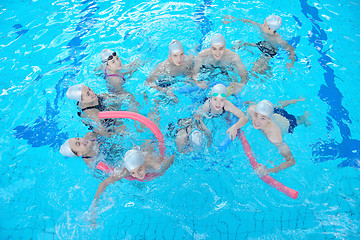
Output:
[254, 100, 274, 118]
[189, 129, 204, 148]
[66, 84, 83, 101]
[123, 149, 146, 171]
[60, 139, 77, 157]
[266, 15, 282, 31]
[100, 49, 115, 63]
[210, 33, 226, 47]
[169, 40, 184, 55]
[210, 84, 228, 97]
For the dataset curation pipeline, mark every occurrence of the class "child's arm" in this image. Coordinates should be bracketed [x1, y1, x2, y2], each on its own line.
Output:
[278, 38, 296, 74]
[225, 101, 248, 140]
[122, 59, 140, 78]
[232, 54, 248, 85]
[221, 16, 261, 27]
[255, 133, 295, 175]
[193, 108, 212, 146]
[241, 18, 261, 27]
[192, 54, 204, 83]
[270, 142, 295, 173]
[92, 169, 127, 203]
[145, 63, 170, 92]
[159, 155, 175, 174]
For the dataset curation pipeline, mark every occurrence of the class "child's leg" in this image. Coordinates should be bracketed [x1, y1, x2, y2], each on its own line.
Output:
[251, 55, 270, 75]
[296, 111, 311, 127]
[279, 97, 305, 108]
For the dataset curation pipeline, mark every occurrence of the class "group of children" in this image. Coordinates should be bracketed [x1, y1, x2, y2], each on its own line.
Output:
[59, 15, 310, 207]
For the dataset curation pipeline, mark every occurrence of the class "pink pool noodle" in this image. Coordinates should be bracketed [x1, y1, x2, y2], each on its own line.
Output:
[96, 111, 166, 172]
[239, 131, 299, 199]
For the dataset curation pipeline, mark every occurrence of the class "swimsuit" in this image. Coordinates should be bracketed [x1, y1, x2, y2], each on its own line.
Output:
[256, 41, 278, 58]
[155, 76, 177, 88]
[202, 98, 226, 118]
[77, 96, 116, 128]
[273, 108, 297, 134]
[124, 172, 160, 182]
[104, 68, 125, 82]
[200, 64, 232, 77]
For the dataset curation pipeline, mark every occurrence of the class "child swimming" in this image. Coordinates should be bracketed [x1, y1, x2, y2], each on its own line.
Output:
[66, 84, 127, 136]
[174, 117, 205, 153]
[247, 99, 310, 175]
[60, 132, 101, 168]
[192, 33, 248, 94]
[145, 39, 194, 103]
[224, 15, 296, 75]
[194, 84, 248, 146]
[91, 146, 175, 202]
[95, 49, 141, 95]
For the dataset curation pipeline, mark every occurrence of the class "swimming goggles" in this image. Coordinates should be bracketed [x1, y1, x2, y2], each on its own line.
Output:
[212, 92, 227, 98]
[103, 52, 117, 63]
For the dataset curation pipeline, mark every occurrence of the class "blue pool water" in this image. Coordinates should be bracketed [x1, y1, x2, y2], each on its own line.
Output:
[1, 0, 360, 239]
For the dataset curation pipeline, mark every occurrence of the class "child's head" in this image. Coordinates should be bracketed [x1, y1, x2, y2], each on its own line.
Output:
[100, 49, 122, 71]
[168, 40, 184, 67]
[265, 15, 282, 33]
[210, 84, 228, 110]
[60, 137, 92, 157]
[189, 129, 204, 150]
[252, 100, 274, 129]
[210, 33, 226, 60]
[66, 84, 97, 104]
[124, 149, 146, 180]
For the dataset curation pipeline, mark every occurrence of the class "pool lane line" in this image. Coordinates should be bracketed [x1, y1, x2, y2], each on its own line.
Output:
[300, 0, 360, 168]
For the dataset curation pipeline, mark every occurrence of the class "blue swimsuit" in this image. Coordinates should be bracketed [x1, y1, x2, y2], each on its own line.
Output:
[273, 108, 297, 133]
[256, 41, 278, 58]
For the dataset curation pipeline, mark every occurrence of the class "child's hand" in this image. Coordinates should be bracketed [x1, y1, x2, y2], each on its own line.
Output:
[254, 164, 269, 176]
[286, 62, 294, 74]
[222, 15, 236, 24]
[87, 202, 98, 229]
[226, 125, 238, 140]
[297, 97, 305, 102]
[196, 81, 208, 89]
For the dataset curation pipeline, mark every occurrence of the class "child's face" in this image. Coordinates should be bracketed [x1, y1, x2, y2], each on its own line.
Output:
[211, 95, 226, 110]
[69, 137, 91, 156]
[169, 51, 184, 66]
[106, 55, 123, 71]
[129, 163, 147, 180]
[251, 112, 270, 129]
[81, 86, 97, 103]
[211, 44, 225, 60]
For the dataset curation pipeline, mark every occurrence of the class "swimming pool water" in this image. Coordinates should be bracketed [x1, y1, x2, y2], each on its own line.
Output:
[0, 0, 359, 239]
